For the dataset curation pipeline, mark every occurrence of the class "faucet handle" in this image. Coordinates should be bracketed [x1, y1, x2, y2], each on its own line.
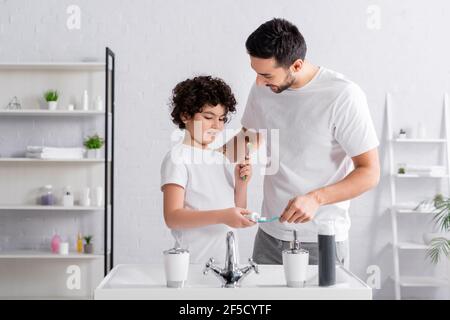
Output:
[248, 258, 259, 274]
[203, 257, 215, 275]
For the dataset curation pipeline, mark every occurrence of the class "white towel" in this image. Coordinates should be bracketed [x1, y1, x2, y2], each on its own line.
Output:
[27, 146, 84, 154]
[26, 152, 84, 160]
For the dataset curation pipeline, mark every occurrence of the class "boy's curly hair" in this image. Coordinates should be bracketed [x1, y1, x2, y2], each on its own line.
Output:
[170, 76, 237, 129]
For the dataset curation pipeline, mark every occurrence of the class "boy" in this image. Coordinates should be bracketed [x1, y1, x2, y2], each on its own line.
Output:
[161, 75, 255, 263]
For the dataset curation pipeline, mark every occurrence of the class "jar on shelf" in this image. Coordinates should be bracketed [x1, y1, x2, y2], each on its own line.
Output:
[41, 185, 55, 206]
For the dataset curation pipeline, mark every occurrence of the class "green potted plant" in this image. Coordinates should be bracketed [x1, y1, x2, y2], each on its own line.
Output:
[44, 90, 59, 110]
[425, 194, 450, 264]
[83, 134, 104, 159]
[397, 163, 406, 175]
[83, 235, 94, 254]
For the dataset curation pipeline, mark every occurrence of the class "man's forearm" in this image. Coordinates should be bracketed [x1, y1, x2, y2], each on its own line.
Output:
[308, 166, 380, 206]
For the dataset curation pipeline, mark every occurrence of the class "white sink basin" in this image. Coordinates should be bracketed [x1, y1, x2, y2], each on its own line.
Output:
[95, 264, 372, 300]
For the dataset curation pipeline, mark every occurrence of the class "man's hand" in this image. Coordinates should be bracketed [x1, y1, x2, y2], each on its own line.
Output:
[279, 193, 322, 223]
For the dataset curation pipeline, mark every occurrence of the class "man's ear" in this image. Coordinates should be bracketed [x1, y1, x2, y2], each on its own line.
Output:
[291, 59, 303, 73]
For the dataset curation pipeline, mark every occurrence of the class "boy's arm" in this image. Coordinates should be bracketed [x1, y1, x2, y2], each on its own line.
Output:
[163, 184, 254, 229]
[234, 180, 248, 208]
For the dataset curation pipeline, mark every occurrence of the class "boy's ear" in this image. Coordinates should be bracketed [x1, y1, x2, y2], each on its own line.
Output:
[180, 113, 191, 124]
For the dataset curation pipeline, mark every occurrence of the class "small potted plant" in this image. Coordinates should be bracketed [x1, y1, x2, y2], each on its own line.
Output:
[397, 163, 406, 175]
[425, 194, 450, 264]
[83, 235, 94, 254]
[44, 90, 59, 110]
[84, 134, 104, 159]
[398, 129, 407, 139]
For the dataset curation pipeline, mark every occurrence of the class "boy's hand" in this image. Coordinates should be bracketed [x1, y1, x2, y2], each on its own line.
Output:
[235, 161, 252, 184]
[221, 207, 256, 228]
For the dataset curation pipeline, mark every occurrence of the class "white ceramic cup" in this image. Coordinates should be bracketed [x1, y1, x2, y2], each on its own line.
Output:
[94, 186, 103, 206]
[80, 187, 91, 207]
[282, 249, 309, 287]
[163, 248, 190, 288]
[59, 242, 69, 255]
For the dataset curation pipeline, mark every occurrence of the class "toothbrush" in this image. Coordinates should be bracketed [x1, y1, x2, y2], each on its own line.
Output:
[257, 216, 280, 223]
[242, 139, 253, 181]
[245, 212, 279, 223]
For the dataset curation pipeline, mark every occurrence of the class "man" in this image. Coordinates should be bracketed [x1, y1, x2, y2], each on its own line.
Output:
[223, 18, 380, 268]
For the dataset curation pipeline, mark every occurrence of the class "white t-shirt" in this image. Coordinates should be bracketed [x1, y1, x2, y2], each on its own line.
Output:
[241, 66, 379, 242]
[160, 143, 236, 263]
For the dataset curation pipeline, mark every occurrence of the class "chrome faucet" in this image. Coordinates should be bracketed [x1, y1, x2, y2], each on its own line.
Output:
[203, 231, 259, 288]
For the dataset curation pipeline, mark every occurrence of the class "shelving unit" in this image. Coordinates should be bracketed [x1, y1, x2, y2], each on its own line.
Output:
[0, 48, 115, 299]
[387, 92, 450, 300]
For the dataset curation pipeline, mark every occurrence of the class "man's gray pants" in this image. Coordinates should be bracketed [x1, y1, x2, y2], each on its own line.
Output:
[252, 227, 350, 269]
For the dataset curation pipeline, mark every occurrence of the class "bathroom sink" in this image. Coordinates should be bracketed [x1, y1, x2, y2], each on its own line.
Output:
[94, 264, 372, 300]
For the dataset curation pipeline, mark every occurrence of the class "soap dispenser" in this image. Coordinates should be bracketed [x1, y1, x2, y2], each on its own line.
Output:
[282, 230, 309, 287]
[62, 186, 74, 207]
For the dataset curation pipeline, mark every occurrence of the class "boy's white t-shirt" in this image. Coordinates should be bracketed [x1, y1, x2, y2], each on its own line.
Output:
[241, 66, 379, 242]
[160, 143, 236, 263]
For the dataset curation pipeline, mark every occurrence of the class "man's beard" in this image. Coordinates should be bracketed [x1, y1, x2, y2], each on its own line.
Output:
[267, 71, 296, 94]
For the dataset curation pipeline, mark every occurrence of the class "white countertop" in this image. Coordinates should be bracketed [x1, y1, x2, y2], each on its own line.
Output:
[95, 264, 372, 300]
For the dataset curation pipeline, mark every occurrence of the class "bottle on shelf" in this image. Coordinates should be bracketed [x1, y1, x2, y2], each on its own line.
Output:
[62, 186, 74, 207]
[51, 233, 61, 254]
[76, 233, 83, 253]
[82, 90, 89, 111]
[41, 185, 55, 206]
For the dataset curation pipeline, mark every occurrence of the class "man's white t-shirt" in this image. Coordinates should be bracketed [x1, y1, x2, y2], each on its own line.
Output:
[160, 143, 236, 263]
[241, 66, 379, 242]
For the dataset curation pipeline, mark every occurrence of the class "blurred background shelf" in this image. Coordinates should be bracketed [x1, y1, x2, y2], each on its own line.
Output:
[0, 110, 111, 116]
[0, 250, 104, 259]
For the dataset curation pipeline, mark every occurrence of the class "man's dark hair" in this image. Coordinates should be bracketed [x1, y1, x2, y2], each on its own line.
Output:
[245, 18, 307, 68]
[169, 76, 237, 129]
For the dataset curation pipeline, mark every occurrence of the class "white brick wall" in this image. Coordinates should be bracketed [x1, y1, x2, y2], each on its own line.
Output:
[1, 0, 450, 299]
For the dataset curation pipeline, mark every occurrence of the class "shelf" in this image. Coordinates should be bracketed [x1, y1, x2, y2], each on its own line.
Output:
[0, 110, 110, 117]
[395, 208, 435, 214]
[394, 242, 430, 250]
[0, 62, 105, 71]
[394, 173, 449, 178]
[0, 205, 107, 211]
[394, 276, 449, 287]
[0, 250, 103, 259]
[392, 205, 436, 214]
[0, 158, 110, 163]
[391, 138, 447, 143]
